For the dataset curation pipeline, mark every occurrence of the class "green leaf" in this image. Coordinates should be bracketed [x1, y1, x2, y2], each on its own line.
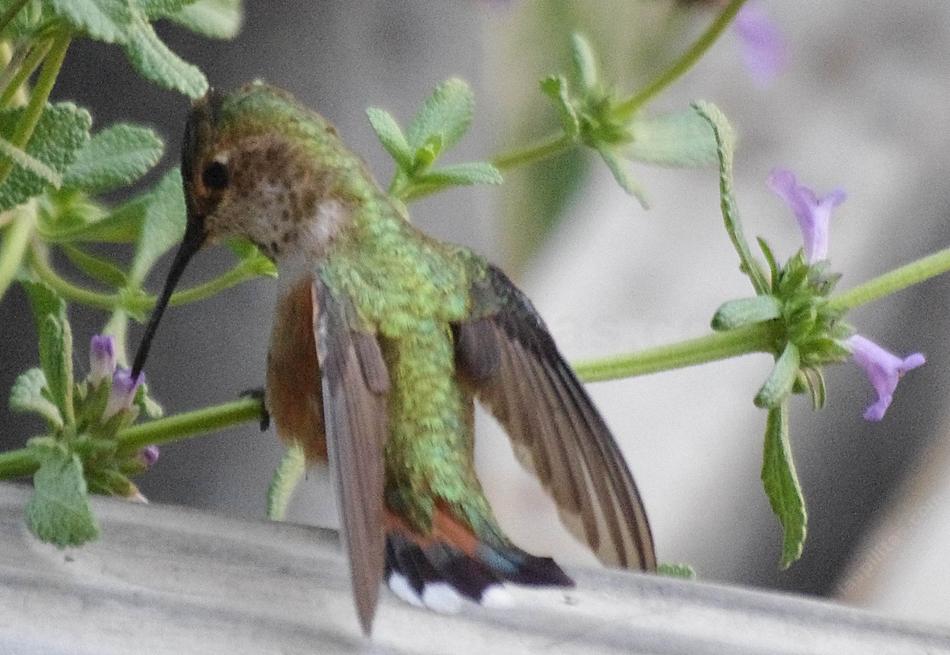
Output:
[406, 77, 474, 152]
[21, 278, 66, 330]
[134, 382, 164, 418]
[366, 107, 413, 170]
[570, 33, 599, 91]
[754, 343, 800, 409]
[64, 123, 164, 194]
[0, 137, 62, 187]
[4, 0, 45, 39]
[761, 403, 806, 568]
[25, 443, 99, 547]
[693, 101, 769, 295]
[800, 366, 827, 410]
[38, 313, 74, 426]
[540, 75, 580, 138]
[86, 467, 139, 499]
[657, 562, 696, 580]
[420, 162, 503, 187]
[48, 193, 149, 243]
[167, 0, 243, 39]
[412, 134, 442, 172]
[60, 243, 128, 287]
[138, 0, 195, 18]
[226, 237, 277, 277]
[122, 9, 208, 98]
[267, 441, 306, 521]
[711, 295, 782, 331]
[0, 103, 91, 212]
[44, 0, 132, 43]
[596, 145, 649, 209]
[627, 108, 717, 168]
[46, 197, 145, 244]
[128, 167, 185, 283]
[757, 237, 779, 287]
[9, 368, 63, 430]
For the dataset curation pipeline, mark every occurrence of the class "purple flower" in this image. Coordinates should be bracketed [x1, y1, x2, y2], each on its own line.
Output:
[734, 1, 787, 86]
[846, 335, 925, 421]
[768, 168, 846, 263]
[89, 335, 116, 386]
[104, 368, 144, 419]
[139, 445, 160, 468]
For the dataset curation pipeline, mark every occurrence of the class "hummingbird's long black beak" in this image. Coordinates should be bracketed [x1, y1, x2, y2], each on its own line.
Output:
[130, 219, 206, 378]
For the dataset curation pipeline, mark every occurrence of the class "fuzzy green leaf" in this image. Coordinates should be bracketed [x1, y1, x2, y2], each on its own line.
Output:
[9, 368, 63, 429]
[420, 162, 502, 187]
[712, 295, 782, 331]
[267, 441, 306, 521]
[800, 366, 827, 410]
[693, 101, 769, 295]
[123, 10, 208, 98]
[134, 382, 164, 418]
[166, 0, 242, 39]
[596, 146, 649, 209]
[226, 237, 277, 277]
[406, 77, 474, 152]
[627, 108, 717, 168]
[570, 33, 599, 91]
[45, 0, 132, 43]
[755, 343, 800, 409]
[540, 75, 579, 138]
[0, 103, 91, 212]
[139, 0, 195, 18]
[757, 237, 779, 287]
[762, 403, 806, 568]
[26, 444, 99, 547]
[657, 562, 696, 580]
[60, 244, 128, 287]
[411, 134, 442, 173]
[38, 313, 74, 426]
[64, 123, 164, 193]
[0, 137, 62, 187]
[129, 167, 185, 283]
[47, 193, 148, 244]
[21, 278, 66, 328]
[366, 107, 413, 170]
[3, 1, 45, 39]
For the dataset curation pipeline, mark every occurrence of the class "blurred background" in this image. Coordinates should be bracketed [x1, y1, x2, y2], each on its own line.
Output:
[1, 0, 948, 627]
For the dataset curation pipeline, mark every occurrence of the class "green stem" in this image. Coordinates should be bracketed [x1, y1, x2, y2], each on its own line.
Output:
[29, 244, 122, 309]
[830, 246, 950, 311]
[0, 38, 51, 108]
[162, 262, 261, 308]
[0, 202, 35, 299]
[0, 397, 265, 480]
[614, 0, 748, 118]
[0, 31, 68, 186]
[492, 132, 574, 171]
[0, 0, 31, 36]
[116, 397, 263, 455]
[573, 321, 777, 382]
[30, 246, 262, 313]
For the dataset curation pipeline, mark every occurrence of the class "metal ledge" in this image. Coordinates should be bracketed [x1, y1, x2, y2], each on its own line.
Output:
[0, 483, 946, 654]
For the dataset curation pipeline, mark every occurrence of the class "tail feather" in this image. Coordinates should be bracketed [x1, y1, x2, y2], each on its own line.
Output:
[385, 509, 573, 613]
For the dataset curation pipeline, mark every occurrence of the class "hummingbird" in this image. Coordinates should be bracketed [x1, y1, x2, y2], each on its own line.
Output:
[131, 82, 656, 635]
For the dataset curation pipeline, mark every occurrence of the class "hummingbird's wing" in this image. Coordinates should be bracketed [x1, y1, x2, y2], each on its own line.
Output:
[457, 264, 657, 572]
[312, 276, 390, 635]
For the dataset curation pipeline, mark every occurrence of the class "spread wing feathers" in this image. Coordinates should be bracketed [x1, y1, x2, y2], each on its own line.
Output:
[312, 277, 390, 635]
[457, 265, 657, 572]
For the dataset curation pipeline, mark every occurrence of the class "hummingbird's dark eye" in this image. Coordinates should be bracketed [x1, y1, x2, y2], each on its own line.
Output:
[202, 161, 229, 190]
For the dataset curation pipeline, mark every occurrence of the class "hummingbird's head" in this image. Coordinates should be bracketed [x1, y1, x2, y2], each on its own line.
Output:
[132, 83, 348, 376]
